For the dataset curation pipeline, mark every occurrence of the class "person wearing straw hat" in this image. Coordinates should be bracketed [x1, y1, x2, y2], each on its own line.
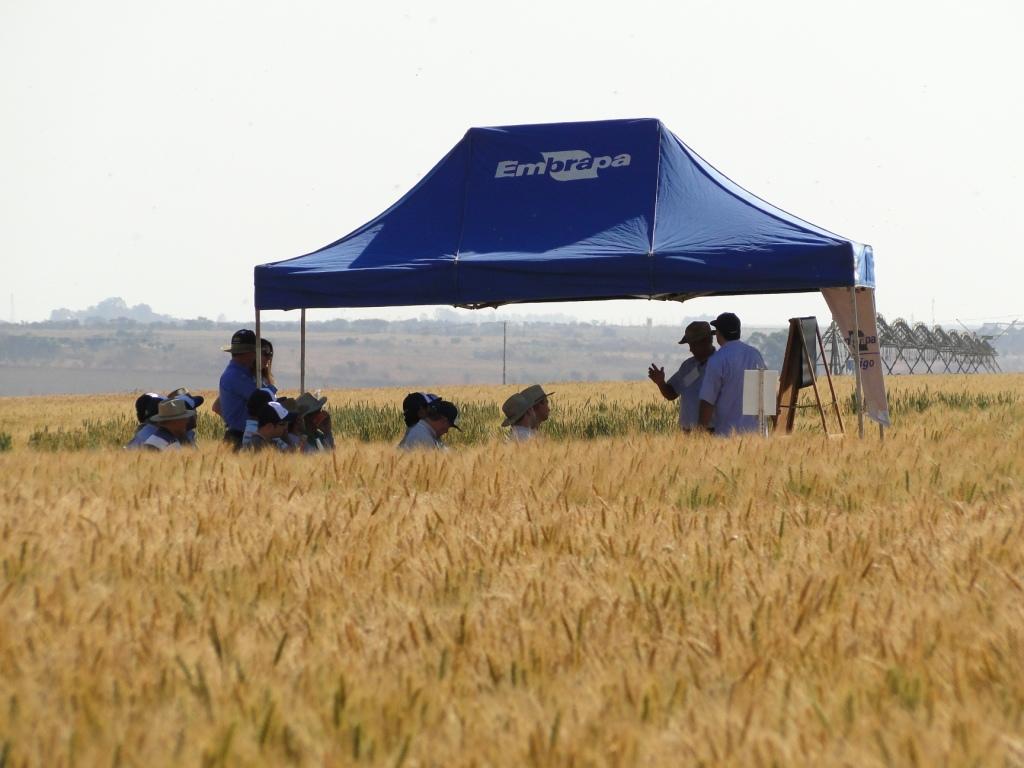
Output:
[140, 398, 196, 452]
[648, 320, 716, 433]
[398, 400, 460, 450]
[501, 392, 541, 442]
[518, 384, 552, 427]
[215, 329, 277, 448]
[165, 387, 204, 445]
[293, 391, 334, 452]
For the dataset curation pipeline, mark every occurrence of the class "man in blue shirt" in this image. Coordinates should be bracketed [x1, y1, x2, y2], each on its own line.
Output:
[216, 329, 277, 447]
[648, 321, 716, 433]
[698, 313, 766, 436]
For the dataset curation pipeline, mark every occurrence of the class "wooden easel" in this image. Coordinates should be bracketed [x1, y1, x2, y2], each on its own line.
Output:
[775, 317, 844, 436]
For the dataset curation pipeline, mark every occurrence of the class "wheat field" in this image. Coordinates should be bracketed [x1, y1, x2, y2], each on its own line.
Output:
[1, 374, 1023, 766]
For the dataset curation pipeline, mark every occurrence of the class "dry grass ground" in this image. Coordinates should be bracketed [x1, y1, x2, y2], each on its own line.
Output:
[1, 375, 1023, 766]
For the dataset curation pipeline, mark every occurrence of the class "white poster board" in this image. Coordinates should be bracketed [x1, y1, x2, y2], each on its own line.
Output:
[743, 369, 779, 417]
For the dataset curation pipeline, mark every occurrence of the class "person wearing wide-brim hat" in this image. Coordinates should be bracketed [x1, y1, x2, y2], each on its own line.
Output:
[215, 329, 278, 448]
[140, 398, 196, 452]
[398, 399, 460, 450]
[292, 392, 334, 452]
[518, 384, 553, 426]
[166, 387, 204, 445]
[648, 320, 716, 433]
[501, 389, 548, 442]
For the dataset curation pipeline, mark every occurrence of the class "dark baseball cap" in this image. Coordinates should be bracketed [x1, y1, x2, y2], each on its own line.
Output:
[166, 387, 205, 409]
[257, 401, 297, 427]
[222, 329, 257, 353]
[710, 312, 741, 339]
[426, 400, 461, 430]
[677, 321, 713, 345]
[135, 393, 166, 423]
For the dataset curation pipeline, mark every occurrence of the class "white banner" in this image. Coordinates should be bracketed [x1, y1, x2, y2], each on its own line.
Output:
[821, 287, 891, 427]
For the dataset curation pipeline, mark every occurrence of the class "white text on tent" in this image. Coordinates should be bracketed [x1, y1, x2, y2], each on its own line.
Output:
[494, 151, 631, 182]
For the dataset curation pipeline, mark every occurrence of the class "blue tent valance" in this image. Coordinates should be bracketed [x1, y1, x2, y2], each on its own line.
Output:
[254, 118, 873, 310]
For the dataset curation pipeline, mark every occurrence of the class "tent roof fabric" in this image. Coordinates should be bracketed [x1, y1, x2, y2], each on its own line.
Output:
[255, 118, 873, 310]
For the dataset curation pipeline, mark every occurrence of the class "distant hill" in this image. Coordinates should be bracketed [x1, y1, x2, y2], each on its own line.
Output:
[49, 297, 175, 324]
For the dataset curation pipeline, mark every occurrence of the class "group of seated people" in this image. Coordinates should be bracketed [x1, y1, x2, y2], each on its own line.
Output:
[395, 383, 552, 449]
[126, 328, 557, 453]
[125, 386, 335, 453]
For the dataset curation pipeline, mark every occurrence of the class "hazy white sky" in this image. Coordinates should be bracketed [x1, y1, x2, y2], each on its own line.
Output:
[2, 0, 1021, 328]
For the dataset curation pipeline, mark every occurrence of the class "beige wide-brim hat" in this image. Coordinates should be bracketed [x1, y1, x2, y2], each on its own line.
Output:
[501, 393, 533, 427]
[149, 398, 196, 423]
[519, 384, 553, 407]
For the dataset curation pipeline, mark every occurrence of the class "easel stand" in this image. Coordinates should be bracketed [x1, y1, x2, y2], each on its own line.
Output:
[776, 317, 844, 436]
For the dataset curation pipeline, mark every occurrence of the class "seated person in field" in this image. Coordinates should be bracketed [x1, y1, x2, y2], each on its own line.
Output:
[501, 391, 545, 442]
[400, 391, 441, 446]
[294, 392, 334, 452]
[242, 402, 297, 452]
[125, 393, 166, 449]
[275, 397, 308, 452]
[241, 387, 278, 448]
[518, 384, 552, 428]
[166, 387, 204, 445]
[402, 392, 440, 427]
[398, 399, 460, 450]
[141, 398, 196, 451]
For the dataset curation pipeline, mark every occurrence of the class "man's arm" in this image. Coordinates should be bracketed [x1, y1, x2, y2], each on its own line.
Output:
[699, 400, 715, 430]
[647, 364, 678, 401]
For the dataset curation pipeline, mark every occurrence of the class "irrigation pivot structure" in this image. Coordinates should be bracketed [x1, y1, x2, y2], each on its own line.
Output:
[825, 315, 1000, 375]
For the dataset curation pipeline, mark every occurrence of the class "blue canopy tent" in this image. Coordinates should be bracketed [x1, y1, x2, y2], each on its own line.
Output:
[254, 118, 885, 431]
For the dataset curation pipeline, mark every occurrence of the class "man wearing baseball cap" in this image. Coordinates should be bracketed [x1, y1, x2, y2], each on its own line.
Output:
[648, 321, 716, 433]
[698, 312, 766, 436]
[398, 399, 460, 450]
[241, 401, 296, 453]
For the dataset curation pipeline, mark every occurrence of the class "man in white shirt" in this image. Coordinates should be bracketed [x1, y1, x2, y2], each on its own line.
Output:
[698, 312, 766, 436]
[648, 321, 715, 433]
[398, 400, 460, 450]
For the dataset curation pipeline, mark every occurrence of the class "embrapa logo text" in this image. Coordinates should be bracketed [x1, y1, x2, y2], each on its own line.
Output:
[494, 150, 631, 182]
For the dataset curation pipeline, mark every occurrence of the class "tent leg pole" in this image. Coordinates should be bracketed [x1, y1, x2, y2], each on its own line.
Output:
[300, 308, 307, 394]
[850, 287, 865, 438]
[255, 309, 263, 388]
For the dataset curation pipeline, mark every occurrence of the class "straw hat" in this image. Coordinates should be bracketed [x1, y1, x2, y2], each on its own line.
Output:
[519, 384, 553, 407]
[149, 398, 195, 423]
[501, 393, 533, 427]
